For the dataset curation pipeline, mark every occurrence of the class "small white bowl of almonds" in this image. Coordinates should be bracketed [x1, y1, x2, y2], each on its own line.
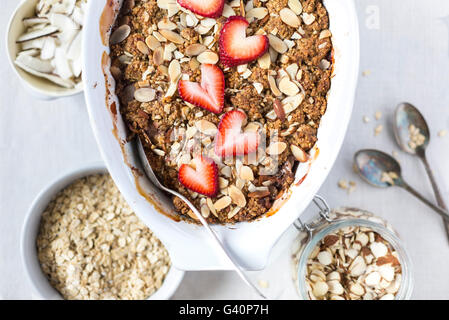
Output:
[6, 0, 86, 99]
[293, 208, 414, 300]
[21, 163, 184, 300]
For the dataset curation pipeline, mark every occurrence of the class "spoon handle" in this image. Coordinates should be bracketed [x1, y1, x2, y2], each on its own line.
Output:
[401, 182, 449, 222]
[180, 197, 268, 299]
[419, 152, 449, 238]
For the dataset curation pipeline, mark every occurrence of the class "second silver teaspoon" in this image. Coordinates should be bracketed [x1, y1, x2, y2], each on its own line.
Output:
[394, 102, 449, 242]
[354, 149, 449, 222]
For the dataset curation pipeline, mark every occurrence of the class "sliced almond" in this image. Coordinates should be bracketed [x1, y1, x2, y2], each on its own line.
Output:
[195, 120, 218, 135]
[288, 0, 303, 15]
[258, 52, 271, 69]
[228, 185, 246, 207]
[268, 75, 282, 96]
[145, 35, 161, 51]
[228, 206, 242, 219]
[158, 18, 177, 30]
[214, 196, 232, 211]
[136, 41, 149, 55]
[197, 51, 219, 65]
[185, 43, 207, 56]
[201, 204, 210, 218]
[279, 77, 299, 96]
[159, 29, 185, 44]
[206, 198, 218, 217]
[246, 7, 268, 20]
[110, 24, 131, 45]
[267, 142, 287, 156]
[319, 29, 332, 39]
[239, 166, 254, 181]
[134, 88, 156, 102]
[291, 145, 308, 162]
[280, 8, 301, 28]
[153, 46, 164, 65]
[168, 59, 181, 83]
[268, 35, 288, 54]
[302, 12, 316, 25]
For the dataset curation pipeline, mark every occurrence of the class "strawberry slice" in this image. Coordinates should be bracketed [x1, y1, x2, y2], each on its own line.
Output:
[215, 110, 260, 157]
[219, 16, 269, 67]
[178, 64, 225, 114]
[177, 0, 225, 18]
[178, 156, 219, 197]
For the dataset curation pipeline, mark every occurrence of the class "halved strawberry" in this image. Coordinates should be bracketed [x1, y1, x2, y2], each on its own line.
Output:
[178, 156, 219, 197]
[219, 16, 269, 67]
[214, 110, 260, 157]
[178, 64, 225, 114]
[177, 0, 225, 18]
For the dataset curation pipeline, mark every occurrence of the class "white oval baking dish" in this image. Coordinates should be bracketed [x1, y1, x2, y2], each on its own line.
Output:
[82, 0, 360, 271]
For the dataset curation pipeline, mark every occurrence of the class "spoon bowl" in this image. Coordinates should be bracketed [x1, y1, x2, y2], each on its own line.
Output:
[394, 102, 430, 155]
[354, 149, 403, 188]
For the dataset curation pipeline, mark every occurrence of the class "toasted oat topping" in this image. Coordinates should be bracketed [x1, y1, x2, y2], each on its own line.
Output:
[37, 174, 170, 300]
[110, 0, 333, 223]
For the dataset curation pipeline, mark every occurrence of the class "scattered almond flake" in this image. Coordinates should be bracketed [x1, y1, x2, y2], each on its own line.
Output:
[258, 280, 269, 289]
[185, 43, 207, 56]
[228, 185, 247, 207]
[239, 166, 254, 181]
[227, 206, 242, 219]
[267, 141, 287, 155]
[408, 124, 426, 149]
[362, 69, 371, 77]
[134, 88, 156, 103]
[291, 145, 308, 162]
[375, 111, 382, 120]
[153, 46, 164, 65]
[222, 4, 236, 17]
[319, 29, 332, 39]
[247, 7, 268, 20]
[319, 59, 331, 70]
[37, 173, 170, 300]
[159, 29, 184, 44]
[268, 75, 282, 97]
[195, 119, 218, 135]
[168, 59, 181, 83]
[145, 35, 162, 50]
[158, 18, 177, 30]
[338, 179, 348, 190]
[268, 34, 288, 54]
[374, 124, 383, 136]
[197, 51, 219, 64]
[363, 116, 370, 123]
[252, 82, 264, 94]
[152, 149, 166, 156]
[438, 130, 447, 137]
[348, 181, 357, 194]
[288, 0, 303, 15]
[280, 8, 301, 28]
[279, 77, 300, 96]
[206, 198, 218, 217]
[214, 196, 232, 211]
[302, 12, 316, 25]
[110, 24, 131, 45]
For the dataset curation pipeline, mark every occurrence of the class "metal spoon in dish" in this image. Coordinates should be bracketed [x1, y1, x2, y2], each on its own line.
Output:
[137, 138, 267, 299]
[394, 102, 449, 241]
[354, 149, 449, 222]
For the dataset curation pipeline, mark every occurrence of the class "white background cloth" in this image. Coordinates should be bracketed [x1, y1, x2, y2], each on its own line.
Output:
[1, 0, 449, 299]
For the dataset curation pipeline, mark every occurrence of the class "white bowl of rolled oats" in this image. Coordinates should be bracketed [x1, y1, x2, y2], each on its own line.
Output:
[21, 163, 184, 300]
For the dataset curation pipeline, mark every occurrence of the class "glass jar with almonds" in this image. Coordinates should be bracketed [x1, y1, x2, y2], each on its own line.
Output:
[292, 201, 413, 300]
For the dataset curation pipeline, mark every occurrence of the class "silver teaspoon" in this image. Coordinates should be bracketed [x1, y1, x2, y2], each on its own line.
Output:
[354, 149, 449, 222]
[394, 102, 449, 241]
[137, 138, 267, 299]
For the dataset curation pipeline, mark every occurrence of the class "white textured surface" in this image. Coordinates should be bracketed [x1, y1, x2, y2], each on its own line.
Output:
[1, 0, 449, 300]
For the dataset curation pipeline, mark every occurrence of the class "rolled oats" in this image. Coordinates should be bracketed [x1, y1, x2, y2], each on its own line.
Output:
[37, 174, 171, 300]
